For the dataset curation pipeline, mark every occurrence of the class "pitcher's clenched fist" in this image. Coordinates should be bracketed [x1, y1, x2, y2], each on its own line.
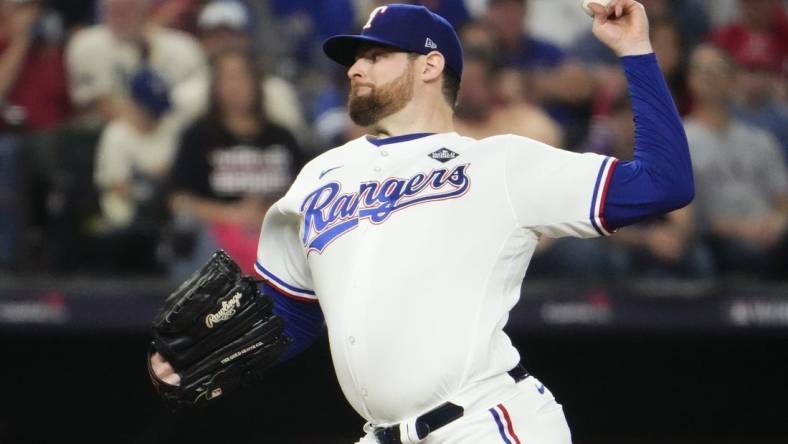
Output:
[587, 0, 653, 56]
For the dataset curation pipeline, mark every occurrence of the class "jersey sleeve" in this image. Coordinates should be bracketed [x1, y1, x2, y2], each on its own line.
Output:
[255, 195, 316, 302]
[601, 53, 694, 229]
[504, 137, 617, 238]
[261, 282, 325, 363]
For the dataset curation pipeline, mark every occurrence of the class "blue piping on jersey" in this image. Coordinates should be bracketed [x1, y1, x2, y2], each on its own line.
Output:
[366, 132, 435, 146]
[490, 408, 513, 444]
[590, 157, 616, 236]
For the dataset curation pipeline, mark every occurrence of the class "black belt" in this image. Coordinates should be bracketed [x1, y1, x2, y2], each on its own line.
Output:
[373, 363, 530, 444]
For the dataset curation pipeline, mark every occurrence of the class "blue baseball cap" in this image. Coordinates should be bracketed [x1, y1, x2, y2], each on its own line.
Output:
[323, 3, 463, 79]
[130, 67, 171, 118]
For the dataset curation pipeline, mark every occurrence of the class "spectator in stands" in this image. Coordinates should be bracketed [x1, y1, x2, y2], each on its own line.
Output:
[649, 18, 691, 115]
[699, 0, 738, 29]
[167, 50, 303, 279]
[458, 19, 518, 106]
[728, 51, 788, 161]
[1, 0, 71, 269]
[524, 0, 593, 49]
[484, 0, 594, 141]
[709, 0, 788, 160]
[267, 0, 355, 75]
[148, 0, 203, 33]
[90, 67, 180, 273]
[641, 0, 710, 49]
[171, 0, 305, 137]
[0, 0, 71, 133]
[458, 18, 497, 56]
[709, 0, 787, 72]
[94, 67, 180, 230]
[414, 0, 471, 30]
[486, 0, 591, 103]
[684, 45, 788, 278]
[66, 0, 205, 123]
[453, 48, 562, 146]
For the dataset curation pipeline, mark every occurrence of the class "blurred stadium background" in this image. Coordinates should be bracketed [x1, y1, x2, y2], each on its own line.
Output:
[1, 0, 787, 443]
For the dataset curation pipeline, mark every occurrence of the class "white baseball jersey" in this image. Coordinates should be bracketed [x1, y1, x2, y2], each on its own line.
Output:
[255, 132, 615, 425]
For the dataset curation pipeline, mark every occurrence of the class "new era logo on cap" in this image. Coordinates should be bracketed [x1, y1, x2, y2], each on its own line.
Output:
[323, 4, 463, 78]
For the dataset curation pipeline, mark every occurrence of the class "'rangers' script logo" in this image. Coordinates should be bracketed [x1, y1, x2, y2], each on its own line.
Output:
[301, 164, 471, 254]
[205, 293, 243, 328]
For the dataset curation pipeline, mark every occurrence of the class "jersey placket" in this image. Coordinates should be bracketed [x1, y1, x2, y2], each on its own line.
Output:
[339, 145, 392, 420]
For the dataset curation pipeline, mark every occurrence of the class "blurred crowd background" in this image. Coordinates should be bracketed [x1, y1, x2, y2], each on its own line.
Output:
[0, 0, 786, 283]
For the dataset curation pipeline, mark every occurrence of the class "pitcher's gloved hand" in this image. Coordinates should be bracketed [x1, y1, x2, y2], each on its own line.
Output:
[148, 250, 290, 410]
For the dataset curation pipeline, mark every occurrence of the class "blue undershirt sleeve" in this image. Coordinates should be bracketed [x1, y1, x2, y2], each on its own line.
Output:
[603, 53, 694, 230]
[258, 282, 325, 363]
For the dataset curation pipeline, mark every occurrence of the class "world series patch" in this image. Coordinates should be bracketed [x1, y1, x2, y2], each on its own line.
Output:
[429, 147, 459, 163]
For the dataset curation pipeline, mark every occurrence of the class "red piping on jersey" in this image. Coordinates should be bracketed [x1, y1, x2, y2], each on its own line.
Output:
[599, 158, 619, 234]
[498, 404, 522, 444]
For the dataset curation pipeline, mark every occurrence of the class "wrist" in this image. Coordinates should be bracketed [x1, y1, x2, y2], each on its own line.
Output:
[615, 41, 653, 57]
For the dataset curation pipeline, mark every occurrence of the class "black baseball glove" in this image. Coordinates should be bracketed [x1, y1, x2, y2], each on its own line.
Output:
[148, 250, 290, 410]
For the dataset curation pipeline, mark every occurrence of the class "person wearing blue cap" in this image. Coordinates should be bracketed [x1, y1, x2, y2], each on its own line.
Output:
[152, 2, 695, 442]
[94, 66, 181, 230]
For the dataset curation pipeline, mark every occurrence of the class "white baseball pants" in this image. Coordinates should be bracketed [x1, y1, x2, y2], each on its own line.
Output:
[354, 376, 572, 444]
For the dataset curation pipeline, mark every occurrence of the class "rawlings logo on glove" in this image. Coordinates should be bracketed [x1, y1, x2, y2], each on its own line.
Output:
[205, 292, 243, 328]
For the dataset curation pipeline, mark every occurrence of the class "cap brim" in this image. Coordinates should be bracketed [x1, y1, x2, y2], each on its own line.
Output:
[323, 35, 406, 67]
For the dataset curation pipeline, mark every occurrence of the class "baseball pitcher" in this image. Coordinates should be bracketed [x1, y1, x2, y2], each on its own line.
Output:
[149, 1, 693, 443]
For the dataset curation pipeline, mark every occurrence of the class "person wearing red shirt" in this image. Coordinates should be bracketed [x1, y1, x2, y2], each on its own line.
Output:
[0, 0, 71, 133]
[709, 0, 787, 75]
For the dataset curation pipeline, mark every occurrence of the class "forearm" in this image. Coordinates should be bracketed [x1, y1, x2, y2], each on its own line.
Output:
[259, 282, 325, 363]
[603, 53, 694, 229]
[0, 37, 31, 100]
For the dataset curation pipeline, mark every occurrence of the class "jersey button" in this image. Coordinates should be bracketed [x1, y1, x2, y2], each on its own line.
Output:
[380, 150, 389, 157]
[348, 336, 356, 345]
[361, 388, 368, 397]
[373, 166, 382, 172]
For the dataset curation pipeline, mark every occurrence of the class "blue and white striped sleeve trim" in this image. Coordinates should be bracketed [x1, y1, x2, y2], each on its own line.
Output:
[254, 261, 317, 302]
[589, 156, 619, 236]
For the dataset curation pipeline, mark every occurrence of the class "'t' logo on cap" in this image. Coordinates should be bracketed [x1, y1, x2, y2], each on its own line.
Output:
[363, 6, 388, 29]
